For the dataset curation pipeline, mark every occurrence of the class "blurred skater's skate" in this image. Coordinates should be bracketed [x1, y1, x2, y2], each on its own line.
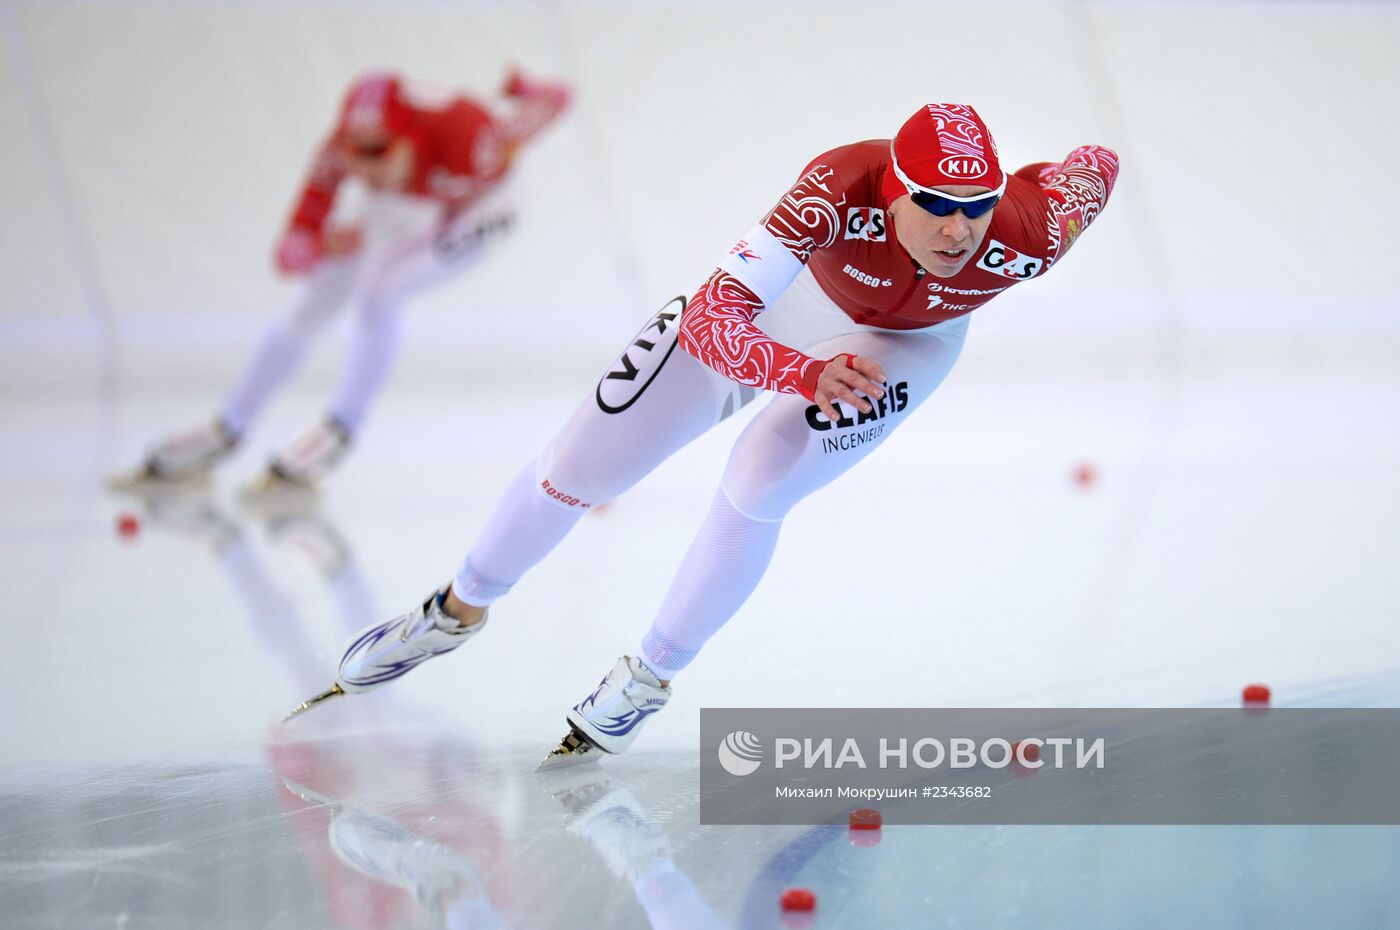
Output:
[284, 583, 487, 721]
[538, 656, 671, 771]
[242, 417, 351, 498]
[109, 418, 239, 490]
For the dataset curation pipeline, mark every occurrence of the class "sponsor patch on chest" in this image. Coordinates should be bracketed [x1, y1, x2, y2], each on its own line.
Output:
[975, 239, 1044, 280]
[843, 207, 886, 242]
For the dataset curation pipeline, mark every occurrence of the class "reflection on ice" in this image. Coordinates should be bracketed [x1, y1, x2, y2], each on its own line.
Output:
[270, 730, 739, 930]
[7, 697, 1400, 928]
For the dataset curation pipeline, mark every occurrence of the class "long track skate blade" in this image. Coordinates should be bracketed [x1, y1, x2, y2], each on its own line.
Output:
[241, 467, 320, 501]
[537, 728, 604, 772]
[282, 683, 345, 722]
[107, 467, 154, 492]
[107, 467, 210, 494]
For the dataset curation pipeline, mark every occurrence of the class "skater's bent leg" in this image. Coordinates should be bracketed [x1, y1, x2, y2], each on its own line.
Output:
[327, 291, 403, 431]
[446, 302, 749, 621]
[220, 259, 360, 434]
[537, 307, 750, 505]
[326, 212, 494, 432]
[722, 320, 967, 521]
[449, 458, 586, 616]
[639, 486, 782, 680]
[638, 319, 969, 678]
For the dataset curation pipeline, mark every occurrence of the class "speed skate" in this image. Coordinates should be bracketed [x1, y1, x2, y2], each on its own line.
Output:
[537, 655, 672, 771]
[283, 582, 486, 721]
[241, 418, 352, 499]
[109, 419, 239, 490]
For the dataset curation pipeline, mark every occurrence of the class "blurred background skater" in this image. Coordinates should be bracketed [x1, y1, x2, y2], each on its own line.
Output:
[111, 67, 570, 495]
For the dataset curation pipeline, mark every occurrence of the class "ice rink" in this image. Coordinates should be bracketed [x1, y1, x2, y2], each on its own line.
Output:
[4, 360, 1399, 928]
[4, 0, 1400, 927]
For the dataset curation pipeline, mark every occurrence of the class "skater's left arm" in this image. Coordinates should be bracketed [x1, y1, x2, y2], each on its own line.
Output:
[277, 140, 348, 274]
[679, 270, 885, 422]
[678, 163, 886, 418]
[1015, 144, 1120, 266]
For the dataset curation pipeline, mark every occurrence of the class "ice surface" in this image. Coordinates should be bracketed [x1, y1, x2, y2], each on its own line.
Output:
[2, 367, 1398, 928]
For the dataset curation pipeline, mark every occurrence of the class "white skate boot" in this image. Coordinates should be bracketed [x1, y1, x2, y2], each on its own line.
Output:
[109, 418, 239, 489]
[243, 417, 351, 497]
[283, 583, 487, 721]
[538, 656, 672, 770]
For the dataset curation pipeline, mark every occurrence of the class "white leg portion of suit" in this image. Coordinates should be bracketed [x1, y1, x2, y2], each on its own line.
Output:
[453, 268, 968, 685]
[641, 310, 966, 677]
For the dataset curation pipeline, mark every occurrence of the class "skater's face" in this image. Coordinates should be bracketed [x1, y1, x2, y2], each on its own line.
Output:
[889, 185, 997, 278]
[340, 131, 415, 191]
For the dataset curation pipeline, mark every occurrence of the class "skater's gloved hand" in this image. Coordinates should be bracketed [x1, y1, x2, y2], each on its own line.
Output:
[321, 224, 364, 259]
[1014, 161, 1056, 184]
[276, 228, 322, 275]
[502, 66, 530, 98]
[811, 353, 887, 424]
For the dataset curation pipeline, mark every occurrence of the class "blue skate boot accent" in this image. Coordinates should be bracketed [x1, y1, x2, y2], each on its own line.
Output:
[284, 584, 486, 721]
[337, 584, 486, 690]
[538, 656, 672, 769]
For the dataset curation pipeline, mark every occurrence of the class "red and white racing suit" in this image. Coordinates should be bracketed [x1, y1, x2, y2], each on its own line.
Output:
[454, 137, 1119, 679]
[220, 78, 569, 435]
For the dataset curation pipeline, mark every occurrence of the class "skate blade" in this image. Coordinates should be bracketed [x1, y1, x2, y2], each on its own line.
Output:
[240, 471, 319, 502]
[107, 467, 210, 494]
[282, 683, 346, 722]
[537, 727, 604, 772]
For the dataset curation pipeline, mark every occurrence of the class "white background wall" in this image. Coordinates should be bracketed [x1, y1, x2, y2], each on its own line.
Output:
[1, 0, 1397, 391]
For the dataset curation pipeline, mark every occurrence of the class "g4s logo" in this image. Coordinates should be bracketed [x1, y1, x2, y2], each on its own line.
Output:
[976, 239, 1042, 279]
[844, 208, 886, 242]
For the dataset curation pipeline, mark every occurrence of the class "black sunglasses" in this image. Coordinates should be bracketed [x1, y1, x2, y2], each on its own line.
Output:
[910, 189, 1001, 219]
[346, 139, 392, 159]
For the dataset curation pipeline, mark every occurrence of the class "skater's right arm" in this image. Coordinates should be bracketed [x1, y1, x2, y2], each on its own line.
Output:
[277, 140, 347, 275]
[678, 163, 886, 421]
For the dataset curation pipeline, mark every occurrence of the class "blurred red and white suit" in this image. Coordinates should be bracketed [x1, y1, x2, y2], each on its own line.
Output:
[220, 71, 569, 437]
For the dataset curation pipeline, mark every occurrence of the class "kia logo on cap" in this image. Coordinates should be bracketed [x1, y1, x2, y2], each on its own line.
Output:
[939, 155, 988, 179]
